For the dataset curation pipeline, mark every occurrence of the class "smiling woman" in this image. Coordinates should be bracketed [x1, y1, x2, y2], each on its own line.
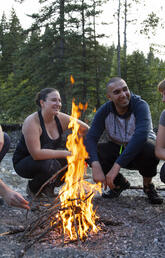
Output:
[12, 88, 89, 197]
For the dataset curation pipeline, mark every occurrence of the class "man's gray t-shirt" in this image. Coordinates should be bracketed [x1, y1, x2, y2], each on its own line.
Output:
[159, 110, 165, 126]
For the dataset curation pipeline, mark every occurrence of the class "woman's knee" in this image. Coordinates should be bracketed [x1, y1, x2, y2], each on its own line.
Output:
[48, 159, 62, 175]
[160, 163, 165, 183]
[35, 159, 62, 179]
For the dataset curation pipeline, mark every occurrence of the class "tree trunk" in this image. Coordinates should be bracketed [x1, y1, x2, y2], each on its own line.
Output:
[93, 0, 100, 109]
[59, 0, 67, 112]
[117, 0, 121, 77]
[123, 0, 127, 80]
[81, 0, 87, 106]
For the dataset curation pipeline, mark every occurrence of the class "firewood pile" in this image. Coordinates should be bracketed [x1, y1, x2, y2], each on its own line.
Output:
[14, 166, 104, 257]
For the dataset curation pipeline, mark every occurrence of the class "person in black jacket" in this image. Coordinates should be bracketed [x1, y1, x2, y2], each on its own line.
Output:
[86, 77, 163, 204]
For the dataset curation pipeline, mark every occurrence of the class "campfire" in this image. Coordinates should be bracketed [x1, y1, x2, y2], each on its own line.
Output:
[20, 100, 102, 253]
[58, 101, 101, 241]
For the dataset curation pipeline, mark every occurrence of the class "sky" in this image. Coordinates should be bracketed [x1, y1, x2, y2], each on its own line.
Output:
[0, 0, 165, 60]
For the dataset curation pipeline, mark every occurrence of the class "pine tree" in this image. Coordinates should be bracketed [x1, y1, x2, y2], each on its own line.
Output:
[0, 9, 24, 80]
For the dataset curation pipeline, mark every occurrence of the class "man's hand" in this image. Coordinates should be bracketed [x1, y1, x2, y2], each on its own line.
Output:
[106, 163, 121, 189]
[91, 161, 107, 189]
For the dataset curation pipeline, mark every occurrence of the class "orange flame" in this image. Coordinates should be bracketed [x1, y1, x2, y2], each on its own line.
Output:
[59, 100, 101, 241]
[70, 75, 75, 84]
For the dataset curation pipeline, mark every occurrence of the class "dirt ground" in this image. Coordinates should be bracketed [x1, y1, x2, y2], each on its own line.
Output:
[1, 187, 165, 258]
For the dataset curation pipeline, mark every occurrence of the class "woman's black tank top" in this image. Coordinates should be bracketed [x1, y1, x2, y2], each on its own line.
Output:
[13, 111, 63, 164]
[38, 110, 63, 149]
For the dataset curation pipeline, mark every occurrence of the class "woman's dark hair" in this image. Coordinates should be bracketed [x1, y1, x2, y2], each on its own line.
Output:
[35, 88, 59, 107]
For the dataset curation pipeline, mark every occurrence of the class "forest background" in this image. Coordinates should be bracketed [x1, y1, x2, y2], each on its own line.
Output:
[0, 0, 165, 128]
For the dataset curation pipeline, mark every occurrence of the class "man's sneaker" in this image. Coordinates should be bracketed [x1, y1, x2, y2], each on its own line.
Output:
[102, 180, 130, 199]
[143, 183, 163, 204]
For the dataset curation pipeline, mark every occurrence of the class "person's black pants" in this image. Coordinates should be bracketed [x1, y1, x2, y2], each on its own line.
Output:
[0, 133, 10, 162]
[97, 138, 159, 181]
[13, 156, 67, 193]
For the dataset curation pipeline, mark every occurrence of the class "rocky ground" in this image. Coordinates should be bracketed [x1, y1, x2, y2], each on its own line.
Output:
[1, 154, 165, 258]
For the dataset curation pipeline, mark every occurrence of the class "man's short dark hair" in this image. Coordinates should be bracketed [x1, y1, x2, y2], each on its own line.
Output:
[106, 77, 122, 88]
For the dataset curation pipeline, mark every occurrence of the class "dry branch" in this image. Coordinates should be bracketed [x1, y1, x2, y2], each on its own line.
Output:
[0, 226, 25, 237]
[35, 164, 68, 197]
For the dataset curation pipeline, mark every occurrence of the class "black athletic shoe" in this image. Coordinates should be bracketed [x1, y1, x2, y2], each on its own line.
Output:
[143, 183, 163, 204]
[102, 180, 130, 199]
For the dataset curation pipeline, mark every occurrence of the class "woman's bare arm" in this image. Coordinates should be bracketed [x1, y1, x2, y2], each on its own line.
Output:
[22, 113, 70, 160]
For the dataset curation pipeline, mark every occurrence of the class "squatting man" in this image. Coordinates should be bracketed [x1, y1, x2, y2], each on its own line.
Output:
[85, 77, 163, 205]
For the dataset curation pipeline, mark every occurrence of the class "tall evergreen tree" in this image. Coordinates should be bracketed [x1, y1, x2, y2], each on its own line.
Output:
[0, 9, 24, 80]
[16, 0, 107, 114]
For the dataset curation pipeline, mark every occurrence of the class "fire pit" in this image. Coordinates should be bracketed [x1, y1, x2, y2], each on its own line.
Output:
[19, 100, 102, 255]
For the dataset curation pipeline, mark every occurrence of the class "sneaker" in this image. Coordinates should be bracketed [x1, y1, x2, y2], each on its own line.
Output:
[143, 183, 163, 204]
[102, 180, 130, 199]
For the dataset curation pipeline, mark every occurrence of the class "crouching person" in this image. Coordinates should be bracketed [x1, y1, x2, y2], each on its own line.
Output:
[0, 125, 29, 209]
[155, 79, 165, 185]
[85, 77, 163, 205]
[12, 88, 89, 198]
